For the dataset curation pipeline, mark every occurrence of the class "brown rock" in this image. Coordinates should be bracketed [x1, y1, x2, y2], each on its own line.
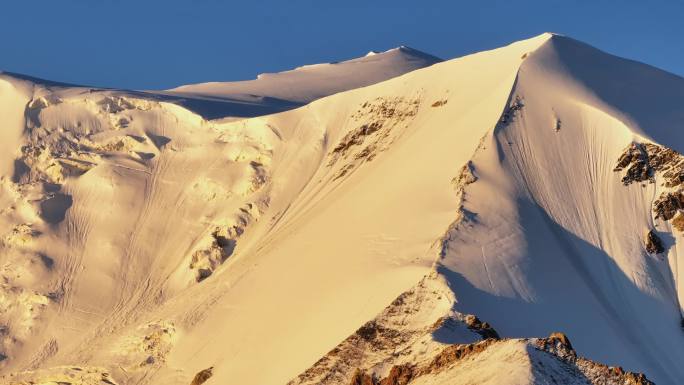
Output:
[653, 192, 684, 221]
[422, 339, 497, 374]
[349, 369, 377, 385]
[379, 365, 414, 385]
[464, 314, 500, 340]
[672, 212, 684, 232]
[190, 367, 213, 385]
[549, 332, 574, 352]
[356, 321, 379, 341]
[645, 230, 664, 254]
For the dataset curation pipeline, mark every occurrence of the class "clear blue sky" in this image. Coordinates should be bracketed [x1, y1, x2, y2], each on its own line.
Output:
[1, 1, 682, 90]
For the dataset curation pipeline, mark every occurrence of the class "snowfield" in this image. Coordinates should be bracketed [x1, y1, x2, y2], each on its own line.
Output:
[0, 33, 681, 384]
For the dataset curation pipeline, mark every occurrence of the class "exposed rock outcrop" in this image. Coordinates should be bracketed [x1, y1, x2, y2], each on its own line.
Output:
[454, 160, 477, 186]
[190, 367, 213, 385]
[614, 143, 653, 185]
[673, 212, 684, 232]
[463, 314, 499, 340]
[288, 274, 478, 385]
[349, 369, 376, 385]
[614, 142, 681, 186]
[535, 332, 576, 359]
[645, 229, 664, 254]
[534, 333, 653, 385]
[499, 96, 524, 124]
[615, 143, 684, 237]
[345, 339, 497, 385]
[654, 192, 684, 221]
[347, 333, 653, 385]
[328, 96, 421, 179]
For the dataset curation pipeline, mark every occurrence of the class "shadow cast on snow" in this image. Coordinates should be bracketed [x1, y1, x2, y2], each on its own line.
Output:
[436, 197, 684, 384]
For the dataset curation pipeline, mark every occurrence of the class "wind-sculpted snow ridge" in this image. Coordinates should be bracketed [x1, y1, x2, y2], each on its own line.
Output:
[165, 46, 442, 119]
[437, 34, 684, 385]
[1, 32, 681, 385]
[3, 46, 439, 122]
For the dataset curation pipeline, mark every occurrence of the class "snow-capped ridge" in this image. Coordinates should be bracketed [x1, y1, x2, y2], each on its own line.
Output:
[521, 32, 684, 151]
[1, 44, 443, 121]
[364, 45, 432, 58]
[165, 45, 442, 117]
[0, 71, 91, 89]
[2, 32, 683, 385]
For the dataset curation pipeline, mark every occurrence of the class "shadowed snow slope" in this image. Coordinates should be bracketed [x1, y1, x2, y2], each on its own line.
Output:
[0, 33, 681, 385]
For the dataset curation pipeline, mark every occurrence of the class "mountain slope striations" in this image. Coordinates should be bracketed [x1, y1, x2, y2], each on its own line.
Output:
[1, 33, 682, 385]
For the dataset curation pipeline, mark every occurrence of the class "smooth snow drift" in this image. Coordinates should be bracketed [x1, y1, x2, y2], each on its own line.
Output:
[0, 33, 681, 385]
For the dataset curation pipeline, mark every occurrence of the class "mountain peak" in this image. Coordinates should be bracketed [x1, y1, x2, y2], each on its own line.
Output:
[164, 45, 442, 117]
[365, 45, 415, 56]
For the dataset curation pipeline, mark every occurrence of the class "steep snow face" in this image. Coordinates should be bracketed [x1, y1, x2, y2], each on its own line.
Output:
[157, 34, 550, 385]
[440, 34, 684, 384]
[0, 35, 550, 385]
[163, 46, 442, 118]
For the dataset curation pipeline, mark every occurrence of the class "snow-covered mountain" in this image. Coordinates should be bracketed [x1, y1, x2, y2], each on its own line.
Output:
[0, 33, 681, 384]
[161, 46, 442, 119]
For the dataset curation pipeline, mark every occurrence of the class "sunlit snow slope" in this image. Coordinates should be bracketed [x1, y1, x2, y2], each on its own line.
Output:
[163, 46, 442, 119]
[0, 33, 682, 385]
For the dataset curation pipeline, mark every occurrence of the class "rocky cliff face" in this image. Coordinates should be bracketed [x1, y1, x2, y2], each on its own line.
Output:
[290, 273, 653, 385]
[614, 142, 684, 224]
[347, 333, 653, 385]
[288, 274, 476, 385]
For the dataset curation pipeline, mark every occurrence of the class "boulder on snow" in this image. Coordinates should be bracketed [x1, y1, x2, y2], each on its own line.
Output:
[549, 332, 574, 351]
[645, 230, 664, 254]
[535, 332, 577, 360]
[190, 367, 213, 385]
[464, 314, 500, 340]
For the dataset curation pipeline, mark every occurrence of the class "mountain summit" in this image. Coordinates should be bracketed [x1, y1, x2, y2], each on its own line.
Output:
[0, 33, 681, 384]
